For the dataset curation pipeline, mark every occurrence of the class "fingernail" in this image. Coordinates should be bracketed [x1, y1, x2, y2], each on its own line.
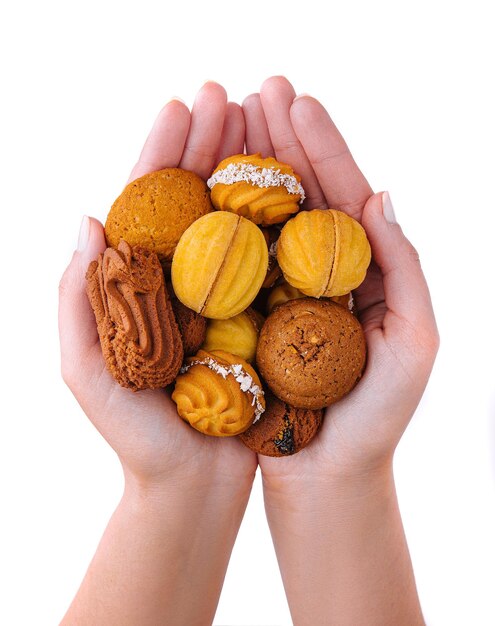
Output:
[77, 215, 90, 251]
[382, 191, 397, 224]
[293, 92, 311, 101]
[168, 96, 186, 105]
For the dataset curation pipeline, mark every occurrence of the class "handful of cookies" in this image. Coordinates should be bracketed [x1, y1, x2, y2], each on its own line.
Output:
[87, 154, 371, 456]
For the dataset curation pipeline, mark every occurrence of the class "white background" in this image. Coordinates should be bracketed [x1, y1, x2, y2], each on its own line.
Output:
[1, 1, 494, 624]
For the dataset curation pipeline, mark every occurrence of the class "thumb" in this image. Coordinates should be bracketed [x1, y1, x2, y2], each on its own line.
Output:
[361, 192, 438, 338]
[58, 216, 107, 388]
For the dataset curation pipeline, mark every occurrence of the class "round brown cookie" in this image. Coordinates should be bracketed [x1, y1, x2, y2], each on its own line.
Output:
[168, 283, 207, 356]
[238, 390, 323, 456]
[105, 168, 213, 262]
[256, 297, 366, 409]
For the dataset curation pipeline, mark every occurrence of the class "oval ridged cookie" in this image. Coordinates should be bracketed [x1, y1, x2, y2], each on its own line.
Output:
[277, 209, 371, 297]
[171, 212, 268, 319]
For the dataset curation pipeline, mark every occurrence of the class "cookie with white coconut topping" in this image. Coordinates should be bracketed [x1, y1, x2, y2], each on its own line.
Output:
[172, 349, 265, 437]
[207, 153, 305, 226]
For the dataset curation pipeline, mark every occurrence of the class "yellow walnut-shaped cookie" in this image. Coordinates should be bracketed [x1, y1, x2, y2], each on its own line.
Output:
[267, 281, 354, 315]
[277, 209, 371, 297]
[172, 350, 266, 437]
[267, 281, 306, 314]
[207, 154, 305, 226]
[201, 308, 263, 363]
[171, 212, 268, 319]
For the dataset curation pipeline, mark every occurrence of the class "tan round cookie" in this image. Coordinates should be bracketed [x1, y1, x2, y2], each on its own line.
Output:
[105, 168, 213, 262]
[256, 298, 366, 409]
[238, 390, 323, 456]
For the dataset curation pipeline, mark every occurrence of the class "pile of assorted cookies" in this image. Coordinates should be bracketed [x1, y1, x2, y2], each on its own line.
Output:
[86, 154, 371, 456]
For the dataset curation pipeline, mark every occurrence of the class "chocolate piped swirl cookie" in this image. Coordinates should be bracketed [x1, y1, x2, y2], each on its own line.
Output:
[86, 240, 183, 390]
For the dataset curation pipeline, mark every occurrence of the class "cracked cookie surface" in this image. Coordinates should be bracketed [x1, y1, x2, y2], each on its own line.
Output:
[239, 390, 322, 456]
[256, 297, 366, 409]
[105, 168, 213, 263]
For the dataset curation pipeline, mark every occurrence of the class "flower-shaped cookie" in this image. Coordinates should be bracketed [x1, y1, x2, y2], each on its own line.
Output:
[207, 154, 305, 226]
[172, 350, 265, 436]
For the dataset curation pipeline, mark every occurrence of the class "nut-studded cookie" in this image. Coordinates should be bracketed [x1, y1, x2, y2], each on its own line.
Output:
[86, 241, 183, 390]
[256, 297, 366, 409]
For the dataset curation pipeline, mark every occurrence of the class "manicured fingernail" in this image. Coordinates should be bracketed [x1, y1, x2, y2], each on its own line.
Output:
[382, 191, 397, 224]
[77, 215, 90, 251]
[293, 92, 311, 101]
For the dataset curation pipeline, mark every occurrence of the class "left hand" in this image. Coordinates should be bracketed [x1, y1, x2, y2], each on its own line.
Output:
[243, 76, 439, 485]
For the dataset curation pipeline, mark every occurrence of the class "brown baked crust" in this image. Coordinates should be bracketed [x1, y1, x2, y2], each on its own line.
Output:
[168, 283, 207, 356]
[261, 226, 282, 288]
[256, 297, 366, 409]
[238, 390, 322, 456]
[105, 168, 213, 262]
[86, 241, 183, 390]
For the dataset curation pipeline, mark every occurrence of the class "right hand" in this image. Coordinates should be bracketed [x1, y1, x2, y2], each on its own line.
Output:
[59, 82, 258, 493]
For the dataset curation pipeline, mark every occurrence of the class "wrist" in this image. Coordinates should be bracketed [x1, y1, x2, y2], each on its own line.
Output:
[122, 465, 255, 514]
[262, 458, 394, 512]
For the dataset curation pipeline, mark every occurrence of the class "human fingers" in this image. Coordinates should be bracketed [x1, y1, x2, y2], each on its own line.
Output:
[290, 95, 372, 220]
[128, 99, 191, 183]
[59, 217, 107, 388]
[216, 102, 245, 163]
[242, 93, 274, 157]
[180, 81, 228, 180]
[360, 192, 439, 350]
[260, 76, 326, 209]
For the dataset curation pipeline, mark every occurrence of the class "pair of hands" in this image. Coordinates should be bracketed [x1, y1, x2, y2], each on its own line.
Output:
[59, 76, 439, 496]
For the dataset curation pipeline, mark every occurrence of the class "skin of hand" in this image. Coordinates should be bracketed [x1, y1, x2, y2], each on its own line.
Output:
[243, 76, 440, 626]
[58, 82, 257, 626]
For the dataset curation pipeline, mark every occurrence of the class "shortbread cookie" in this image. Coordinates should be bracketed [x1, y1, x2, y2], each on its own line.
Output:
[207, 154, 304, 225]
[105, 168, 213, 263]
[172, 350, 265, 436]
